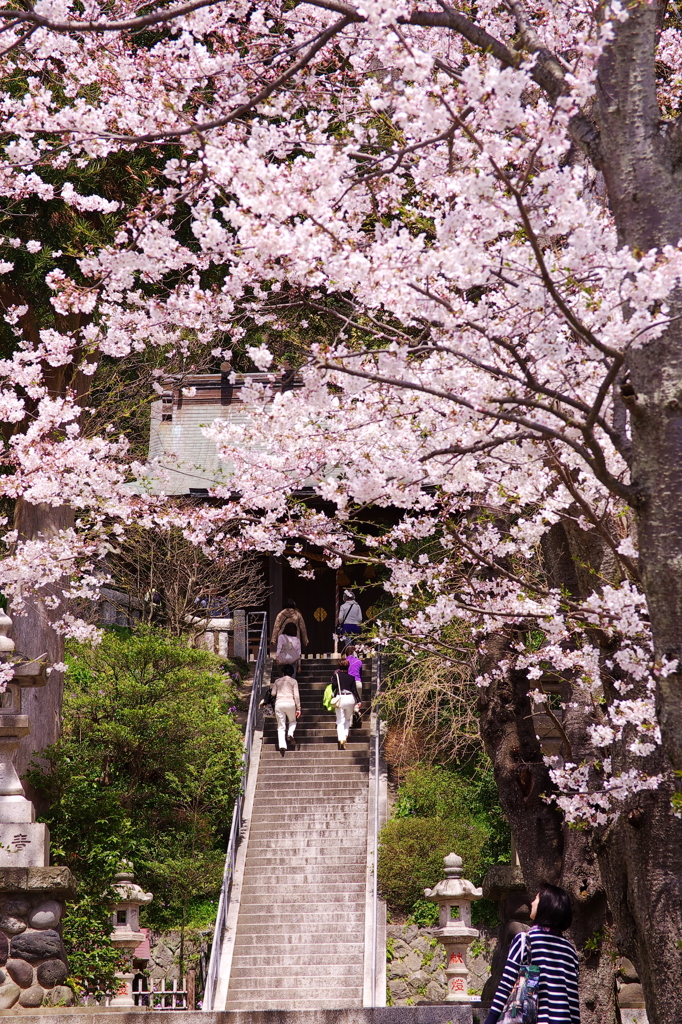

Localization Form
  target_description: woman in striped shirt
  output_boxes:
[485,882,580,1024]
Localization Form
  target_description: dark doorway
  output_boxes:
[275,557,337,655]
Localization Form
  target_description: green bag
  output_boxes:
[322,683,335,712]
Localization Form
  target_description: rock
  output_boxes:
[37,959,68,988]
[10,929,64,963]
[401,951,422,975]
[18,985,44,1007]
[618,983,646,1009]
[43,986,74,1007]
[402,924,419,943]
[388,959,408,979]
[388,978,409,1001]
[6,959,33,987]
[0,901,28,917]
[407,970,430,991]
[412,936,431,954]
[617,958,639,983]
[0,916,26,935]
[28,902,62,931]
[150,942,174,971]
[0,981,20,1009]
[391,939,411,959]
[0,932,9,965]
[425,980,446,1002]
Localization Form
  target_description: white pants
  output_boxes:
[275,701,297,749]
[335,694,356,743]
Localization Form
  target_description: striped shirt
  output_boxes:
[489,927,580,1024]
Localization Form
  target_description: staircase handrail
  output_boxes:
[202,612,268,1011]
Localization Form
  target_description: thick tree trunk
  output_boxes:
[11,499,72,783]
[478,631,618,1024]
[597,770,682,1024]
[596,1,682,775]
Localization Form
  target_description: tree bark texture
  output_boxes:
[596,2,682,775]
[477,630,618,1024]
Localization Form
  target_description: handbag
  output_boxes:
[499,932,539,1024]
[323,672,343,711]
[260,686,276,717]
[276,634,299,665]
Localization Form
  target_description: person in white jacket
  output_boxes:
[271,665,301,756]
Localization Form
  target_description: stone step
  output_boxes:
[240,882,366,896]
[229,964,365,980]
[249,814,366,827]
[230,954,363,968]
[236,912,365,926]
[231,938,366,953]
[229,921,364,935]
[243,854,366,869]
[236,892,366,906]
[225,997,364,1010]
[256,766,369,777]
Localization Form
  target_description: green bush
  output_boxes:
[379,761,510,920]
[378,816,489,914]
[27,626,245,995]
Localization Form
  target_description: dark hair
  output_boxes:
[338,657,349,670]
[345,646,356,656]
[534,883,572,932]
[283,622,298,636]
[281,664,295,676]
[283,598,297,609]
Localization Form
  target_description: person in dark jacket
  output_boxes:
[329,657,361,750]
[485,882,580,1024]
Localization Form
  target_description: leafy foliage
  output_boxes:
[378,762,509,923]
[27,627,245,995]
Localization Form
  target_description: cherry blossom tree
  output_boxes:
[2,0,682,1019]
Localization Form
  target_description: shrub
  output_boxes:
[27,626,245,995]
[378,816,489,914]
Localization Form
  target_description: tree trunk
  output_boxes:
[596,0,682,777]
[11,499,73,785]
[597,770,682,1024]
[478,631,618,1024]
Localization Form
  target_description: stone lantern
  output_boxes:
[109,862,153,1007]
[424,852,483,1002]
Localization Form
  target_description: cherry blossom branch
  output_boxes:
[98,14,352,142]
[0,0,227,33]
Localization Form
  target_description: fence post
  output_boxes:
[187,969,196,1010]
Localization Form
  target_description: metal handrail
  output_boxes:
[202,613,268,1011]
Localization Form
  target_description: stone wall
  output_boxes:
[0,895,72,1008]
[386,924,495,1006]
[148,930,210,981]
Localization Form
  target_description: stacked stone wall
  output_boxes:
[0,896,72,1008]
[386,924,495,1006]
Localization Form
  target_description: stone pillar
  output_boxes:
[424,852,483,1002]
[233,610,247,660]
[0,611,49,866]
[109,862,153,1007]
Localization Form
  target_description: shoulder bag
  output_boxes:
[499,932,539,1024]
[323,672,343,711]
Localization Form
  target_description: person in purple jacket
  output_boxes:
[345,646,363,698]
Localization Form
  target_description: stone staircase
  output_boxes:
[224,659,372,1011]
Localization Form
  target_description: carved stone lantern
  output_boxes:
[109,862,153,1007]
[424,852,483,1002]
